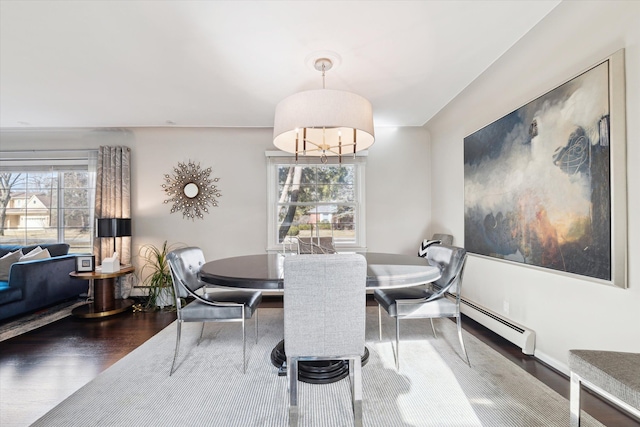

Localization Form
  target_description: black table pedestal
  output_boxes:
[270,340,369,384]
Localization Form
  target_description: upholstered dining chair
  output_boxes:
[375,244,469,370]
[166,247,262,375]
[283,254,367,427]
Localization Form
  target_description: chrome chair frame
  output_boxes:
[167,248,261,376]
[376,245,469,370]
[288,354,363,427]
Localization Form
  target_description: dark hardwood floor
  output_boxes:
[1,296,638,427]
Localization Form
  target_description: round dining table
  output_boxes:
[199,252,441,291]
[199,252,441,383]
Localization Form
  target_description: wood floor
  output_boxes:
[1,296,638,427]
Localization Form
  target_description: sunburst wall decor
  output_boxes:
[162,160,221,220]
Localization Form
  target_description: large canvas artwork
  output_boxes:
[464,50,627,287]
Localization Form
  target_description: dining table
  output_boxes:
[199,252,441,383]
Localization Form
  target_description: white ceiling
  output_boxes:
[0,1,560,130]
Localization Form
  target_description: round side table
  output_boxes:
[70,265,135,318]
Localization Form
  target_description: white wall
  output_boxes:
[366,127,431,254]
[426,1,640,372]
[0,125,430,275]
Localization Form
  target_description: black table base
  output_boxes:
[270,340,369,384]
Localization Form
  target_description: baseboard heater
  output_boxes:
[460,298,536,355]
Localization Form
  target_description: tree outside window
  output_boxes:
[0,170,93,252]
[273,161,363,250]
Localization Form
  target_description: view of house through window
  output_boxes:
[270,156,365,251]
[0,166,94,253]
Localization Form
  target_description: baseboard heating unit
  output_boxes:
[460,298,536,355]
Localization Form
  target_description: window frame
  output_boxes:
[266,151,367,253]
[0,150,97,252]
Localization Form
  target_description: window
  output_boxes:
[266,152,366,251]
[0,151,96,253]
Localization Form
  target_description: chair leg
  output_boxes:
[570,372,581,426]
[430,318,437,338]
[456,315,470,365]
[255,308,259,344]
[349,357,355,397]
[197,322,205,345]
[350,357,363,427]
[288,357,299,427]
[395,316,400,371]
[378,304,382,341]
[242,310,246,374]
[170,320,182,376]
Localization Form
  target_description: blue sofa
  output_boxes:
[0,243,88,322]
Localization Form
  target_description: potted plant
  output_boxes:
[139,241,181,310]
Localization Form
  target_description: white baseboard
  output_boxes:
[533,349,570,376]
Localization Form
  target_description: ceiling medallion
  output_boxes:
[162,160,221,220]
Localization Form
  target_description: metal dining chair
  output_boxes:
[375,244,469,370]
[166,247,262,375]
[284,254,367,427]
[418,233,453,257]
[432,233,453,246]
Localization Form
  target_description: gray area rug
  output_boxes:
[0,299,86,342]
[32,307,603,427]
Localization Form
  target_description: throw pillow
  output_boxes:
[19,248,51,262]
[0,250,20,260]
[21,246,43,258]
[418,239,441,258]
[0,250,22,281]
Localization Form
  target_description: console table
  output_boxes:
[70,265,135,318]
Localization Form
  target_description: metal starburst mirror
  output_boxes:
[162,161,221,220]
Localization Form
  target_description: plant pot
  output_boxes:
[154,287,174,309]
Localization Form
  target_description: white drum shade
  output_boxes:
[273,89,375,156]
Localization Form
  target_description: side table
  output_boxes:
[70,265,135,318]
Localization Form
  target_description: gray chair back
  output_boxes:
[427,245,467,295]
[284,254,367,358]
[166,247,206,299]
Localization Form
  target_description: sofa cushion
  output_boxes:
[0,250,22,281]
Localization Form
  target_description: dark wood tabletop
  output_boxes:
[69,265,135,280]
[199,252,441,291]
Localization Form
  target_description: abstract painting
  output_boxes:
[464,50,627,286]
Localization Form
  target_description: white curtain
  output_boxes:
[93,146,132,298]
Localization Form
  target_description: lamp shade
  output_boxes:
[273,89,375,157]
[96,218,132,238]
